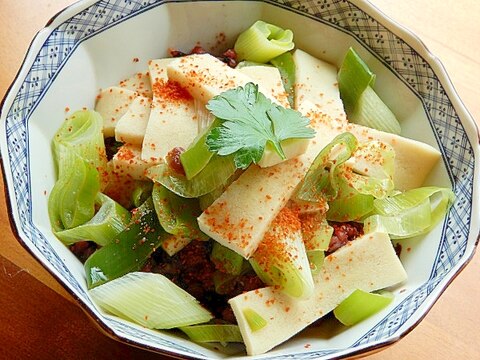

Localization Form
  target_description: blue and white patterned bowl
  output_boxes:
[1,0,479,359]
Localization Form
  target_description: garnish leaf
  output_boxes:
[205,82,315,169]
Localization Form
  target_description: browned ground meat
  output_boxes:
[165,147,186,176]
[327,222,364,253]
[141,240,264,323]
[70,241,98,263]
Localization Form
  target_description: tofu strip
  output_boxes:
[229,231,407,355]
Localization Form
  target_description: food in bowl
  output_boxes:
[47,20,453,356]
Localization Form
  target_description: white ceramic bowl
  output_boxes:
[1,0,479,359]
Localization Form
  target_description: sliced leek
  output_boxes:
[364,187,455,239]
[243,308,267,332]
[269,52,295,107]
[180,118,221,180]
[146,154,236,198]
[90,272,212,329]
[151,183,208,240]
[338,48,400,134]
[333,289,393,326]
[234,21,294,63]
[211,242,244,275]
[55,193,131,246]
[180,324,243,343]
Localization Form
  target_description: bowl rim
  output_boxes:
[1,0,479,359]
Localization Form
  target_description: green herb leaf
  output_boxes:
[205,82,315,169]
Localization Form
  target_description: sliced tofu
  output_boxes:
[293,49,346,122]
[167,54,281,105]
[348,123,441,190]
[115,96,152,145]
[112,144,151,181]
[237,65,290,107]
[95,86,138,137]
[118,72,152,98]
[198,102,347,259]
[141,59,198,163]
[229,231,407,355]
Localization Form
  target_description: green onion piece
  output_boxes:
[151,183,208,240]
[338,48,400,134]
[234,20,294,63]
[269,52,295,107]
[333,289,394,326]
[180,118,221,180]
[53,110,107,176]
[84,198,168,288]
[131,181,153,208]
[351,86,401,134]
[48,149,100,232]
[364,187,455,239]
[199,185,225,211]
[146,154,236,198]
[235,60,270,68]
[243,308,267,332]
[300,213,332,251]
[54,193,131,246]
[306,249,325,275]
[211,242,244,275]
[297,132,358,202]
[89,272,212,329]
[338,48,375,114]
[180,324,243,343]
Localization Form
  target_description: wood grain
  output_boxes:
[1,0,478,359]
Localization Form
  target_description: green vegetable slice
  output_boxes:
[146,154,236,198]
[55,193,131,246]
[297,132,358,203]
[234,20,294,63]
[364,187,455,239]
[269,52,295,107]
[53,110,107,183]
[131,181,153,208]
[333,289,394,326]
[211,242,244,275]
[338,48,400,134]
[180,324,243,343]
[206,82,315,169]
[48,149,100,232]
[243,308,267,332]
[151,183,208,240]
[84,198,168,289]
[180,118,221,180]
[89,272,212,329]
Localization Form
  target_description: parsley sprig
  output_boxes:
[205,82,315,169]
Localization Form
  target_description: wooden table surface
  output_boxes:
[1,1,479,359]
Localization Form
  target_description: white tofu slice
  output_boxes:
[141,59,198,163]
[95,86,138,137]
[348,123,441,190]
[112,144,151,181]
[229,231,407,355]
[237,65,290,107]
[198,102,347,259]
[293,49,346,122]
[166,54,281,105]
[118,72,152,98]
[115,96,152,145]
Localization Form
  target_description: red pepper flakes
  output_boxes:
[133,57,139,63]
[152,79,192,103]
